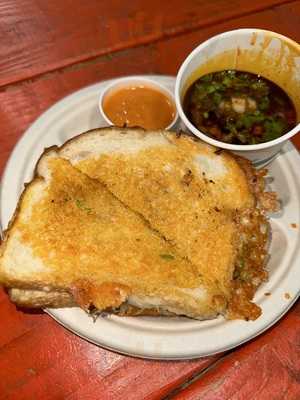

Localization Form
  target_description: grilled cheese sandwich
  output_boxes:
[0,128,277,320]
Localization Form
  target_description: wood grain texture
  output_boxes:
[172,302,300,400]
[0,291,47,348]
[0,2,300,400]
[1,1,300,176]
[0,310,218,400]
[154,1,300,72]
[0,0,294,86]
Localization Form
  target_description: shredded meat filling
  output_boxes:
[227,157,278,320]
[228,209,269,320]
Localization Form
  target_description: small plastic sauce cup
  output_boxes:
[99,76,178,131]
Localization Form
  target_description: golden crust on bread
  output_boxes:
[0,128,274,320]
[60,129,254,298]
[0,153,226,319]
[58,128,273,320]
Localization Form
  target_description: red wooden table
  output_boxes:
[0,1,300,399]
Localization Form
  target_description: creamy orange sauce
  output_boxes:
[102,85,176,130]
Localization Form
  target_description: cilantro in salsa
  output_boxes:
[183,70,297,145]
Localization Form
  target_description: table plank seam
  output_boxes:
[0,313,47,352]
[161,354,230,399]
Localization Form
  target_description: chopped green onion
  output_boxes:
[75,199,93,214]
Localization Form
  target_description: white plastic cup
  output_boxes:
[99,76,178,130]
[175,29,300,166]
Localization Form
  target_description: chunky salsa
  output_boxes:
[183,70,297,145]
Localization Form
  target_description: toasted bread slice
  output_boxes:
[8,288,170,316]
[1,128,273,320]
[56,127,272,320]
[59,128,253,296]
[0,150,227,319]
[8,288,75,308]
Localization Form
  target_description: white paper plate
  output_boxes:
[1,75,300,360]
